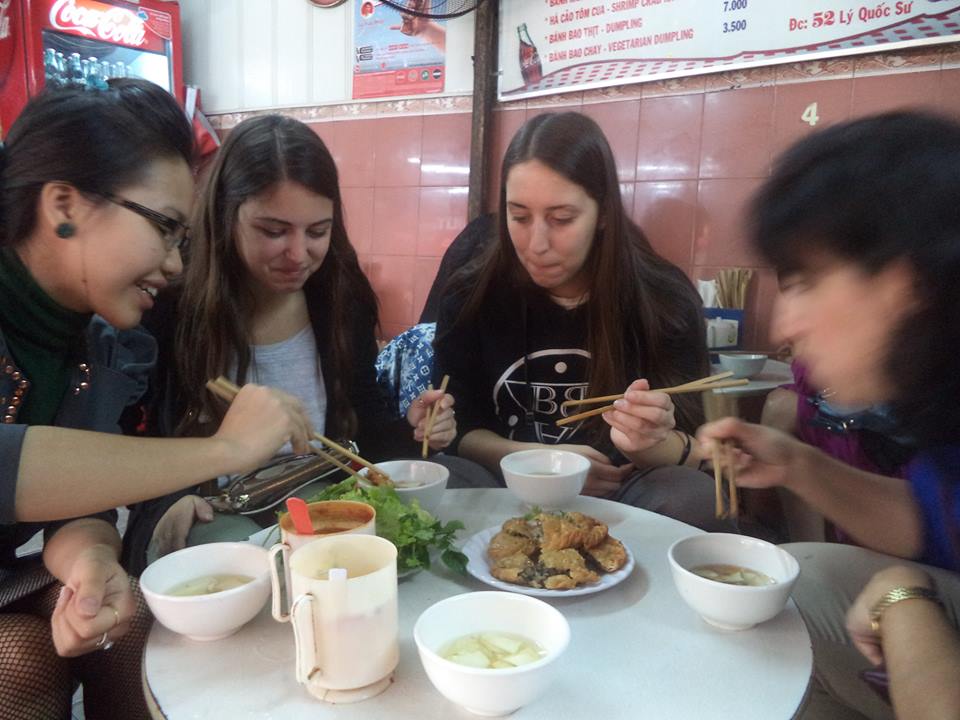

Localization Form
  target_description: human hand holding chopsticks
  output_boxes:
[696,417,802,492]
[409,376,456,456]
[601,379,677,457]
[210,381,314,471]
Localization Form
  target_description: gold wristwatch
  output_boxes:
[869,586,942,633]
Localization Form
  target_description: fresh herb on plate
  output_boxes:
[305,477,468,575]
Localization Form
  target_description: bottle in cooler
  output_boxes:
[67,53,85,88]
[43,48,62,87]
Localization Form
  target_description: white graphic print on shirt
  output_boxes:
[492,348,591,443]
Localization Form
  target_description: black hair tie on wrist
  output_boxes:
[675,430,692,466]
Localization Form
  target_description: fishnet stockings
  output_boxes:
[1,578,152,720]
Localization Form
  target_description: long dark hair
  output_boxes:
[442,112,707,433]
[751,111,960,449]
[175,114,377,438]
[0,79,193,246]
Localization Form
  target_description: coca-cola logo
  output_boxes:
[50,0,146,47]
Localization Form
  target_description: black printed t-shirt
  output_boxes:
[435,286,617,454]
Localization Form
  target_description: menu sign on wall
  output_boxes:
[499,0,960,99]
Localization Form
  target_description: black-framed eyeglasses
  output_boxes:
[101,193,190,251]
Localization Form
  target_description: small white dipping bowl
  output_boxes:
[140,542,271,641]
[500,449,589,509]
[718,353,768,379]
[668,533,799,630]
[414,591,570,717]
[358,459,449,517]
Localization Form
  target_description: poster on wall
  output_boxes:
[352,0,446,100]
[499,0,960,100]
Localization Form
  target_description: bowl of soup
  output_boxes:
[140,542,271,641]
[358,459,448,516]
[668,533,799,630]
[500,449,589,509]
[414,591,570,716]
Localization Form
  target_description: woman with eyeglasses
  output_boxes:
[0,81,312,719]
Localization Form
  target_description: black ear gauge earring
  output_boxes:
[55,222,76,239]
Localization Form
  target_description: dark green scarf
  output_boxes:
[0,247,91,425]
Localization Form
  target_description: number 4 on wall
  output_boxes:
[801,102,820,127]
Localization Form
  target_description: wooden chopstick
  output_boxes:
[555,378,748,427]
[561,371,736,410]
[713,445,725,518]
[728,448,739,518]
[421,374,450,459]
[206,376,391,485]
[712,441,739,519]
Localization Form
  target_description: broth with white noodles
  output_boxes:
[691,564,776,587]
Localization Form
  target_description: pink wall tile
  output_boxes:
[700,87,775,178]
[751,268,781,351]
[581,100,640,182]
[772,79,852,159]
[372,187,420,255]
[619,182,635,217]
[373,115,423,186]
[636,94,703,181]
[632,180,698,270]
[421,113,472,186]
[938,68,960,119]
[366,254,416,327]
[414,256,443,323]
[851,71,941,118]
[323,120,376,188]
[417,186,469,257]
[485,108,526,211]
[341,187,374,254]
[695,178,764,267]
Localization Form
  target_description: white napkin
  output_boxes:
[698,279,718,308]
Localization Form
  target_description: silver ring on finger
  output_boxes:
[95,631,110,650]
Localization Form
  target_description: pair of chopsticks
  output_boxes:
[421,374,450,458]
[205,376,393,487]
[712,443,739,519]
[555,371,748,427]
[702,390,738,519]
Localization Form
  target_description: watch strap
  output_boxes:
[869,585,942,633]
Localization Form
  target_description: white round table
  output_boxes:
[144,489,812,719]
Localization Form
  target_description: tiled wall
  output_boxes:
[210,43,960,347]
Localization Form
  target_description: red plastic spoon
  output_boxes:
[286,497,314,535]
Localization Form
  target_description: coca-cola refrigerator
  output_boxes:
[0,0,184,139]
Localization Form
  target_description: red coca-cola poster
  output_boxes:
[1,0,184,139]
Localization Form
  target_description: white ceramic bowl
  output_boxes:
[718,353,768,379]
[668,533,799,630]
[140,542,271,641]
[414,591,570,717]
[358,459,449,516]
[500,449,589,509]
